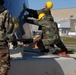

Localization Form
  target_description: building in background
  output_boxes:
[51,8,76,19]
[57,19,70,36]
[52,8,76,36]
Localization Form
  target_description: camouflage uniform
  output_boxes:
[0,2,14,75]
[26,15,68,53]
[25,15,59,50]
[34,16,59,45]
[24,7,53,50]
[25,6,68,53]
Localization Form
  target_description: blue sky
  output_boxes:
[28,0,76,10]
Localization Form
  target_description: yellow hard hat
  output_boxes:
[46,1,53,9]
[38,13,45,20]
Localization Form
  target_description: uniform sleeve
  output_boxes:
[33,19,46,27]
[25,17,45,27]
[25,18,39,25]
[5,12,14,34]
[26,8,38,18]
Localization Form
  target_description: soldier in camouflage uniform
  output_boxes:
[24,1,69,54]
[0,0,14,75]
[23,1,54,51]
[25,13,58,53]
[25,13,69,54]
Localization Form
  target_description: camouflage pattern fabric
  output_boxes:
[0,10,14,41]
[25,7,68,52]
[31,15,60,46]
[0,8,14,75]
[0,46,10,75]
[25,15,59,46]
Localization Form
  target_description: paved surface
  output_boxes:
[66,45,76,50]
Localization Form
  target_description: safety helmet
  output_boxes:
[0,0,4,5]
[46,1,53,9]
[38,13,45,20]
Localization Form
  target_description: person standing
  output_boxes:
[0,0,14,75]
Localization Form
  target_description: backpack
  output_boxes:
[0,10,8,40]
